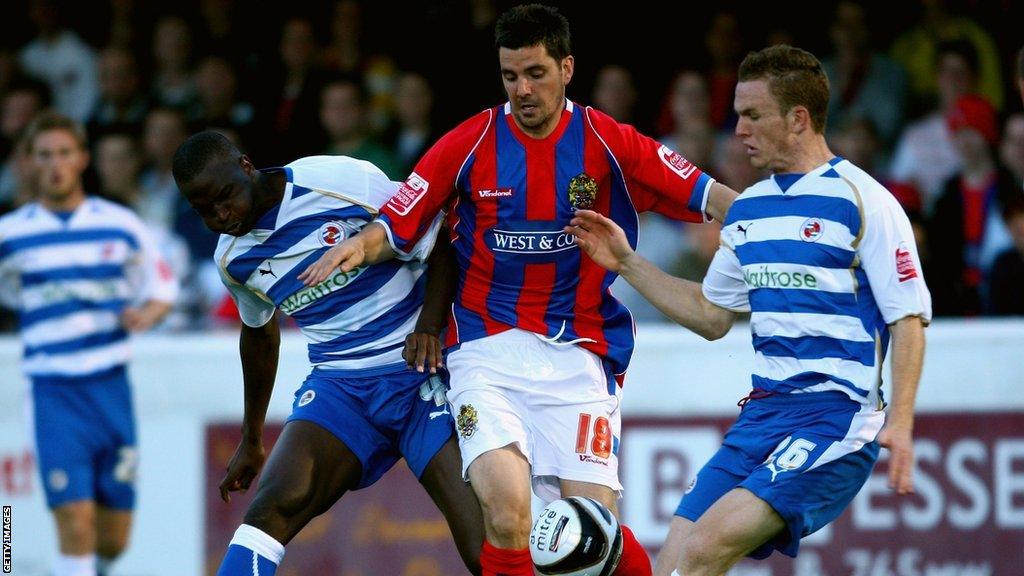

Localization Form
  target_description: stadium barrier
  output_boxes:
[1,319,1022,575]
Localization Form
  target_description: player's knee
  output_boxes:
[480,502,531,545]
[244,482,318,535]
[678,531,721,572]
[54,505,97,548]
[96,535,129,560]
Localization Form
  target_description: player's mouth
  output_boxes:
[519,103,538,113]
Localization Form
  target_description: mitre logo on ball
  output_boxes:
[568,173,598,210]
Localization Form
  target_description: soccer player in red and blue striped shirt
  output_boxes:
[300,5,737,575]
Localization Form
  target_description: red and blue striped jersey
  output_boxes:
[377,100,713,381]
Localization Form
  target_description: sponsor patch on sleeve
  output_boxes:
[658,145,698,179]
[386,172,429,216]
[895,242,919,282]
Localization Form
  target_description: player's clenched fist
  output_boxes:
[219,437,267,503]
[298,237,366,286]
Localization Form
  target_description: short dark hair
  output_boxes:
[738,44,830,133]
[172,130,240,186]
[494,4,571,61]
[936,39,979,77]
[22,110,87,153]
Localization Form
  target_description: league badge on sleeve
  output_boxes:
[568,173,598,210]
[895,242,919,282]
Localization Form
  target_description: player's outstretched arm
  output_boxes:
[877,315,926,496]
[219,317,281,503]
[567,210,736,340]
[298,221,395,286]
[705,181,739,223]
[121,299,173,332]
[404,230,456,373]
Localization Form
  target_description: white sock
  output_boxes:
[230,524,286,565]
[671,571,682,576]
[54,553,97,576]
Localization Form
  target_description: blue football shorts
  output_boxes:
[675,391,883,558]
[32,366,138,510]
[287,366,455,489]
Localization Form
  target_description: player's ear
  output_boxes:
[561,55,574,85]
[239,154,255,176]
[789,105,811,134]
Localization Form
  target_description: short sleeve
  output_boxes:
[378,109,492,255]
[124,213,180,304]
[217,267,276,328]
[701,245,750,312]
[858,192,932,325]
[587,108,713,222]
[388,210,445,263]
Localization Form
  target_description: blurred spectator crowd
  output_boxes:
[1,0,1023,331]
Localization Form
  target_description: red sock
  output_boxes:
[612,525,652,576]
[481,540,534,576]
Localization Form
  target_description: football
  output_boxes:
[529,497,623,576]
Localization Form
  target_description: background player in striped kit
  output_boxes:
[566,45,931,576]
[299,5,738,576]
[0,111,178,576]
[171,132,484,576]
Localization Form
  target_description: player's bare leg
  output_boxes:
[216,420,362,576]
[559,478,619,515]
[674,488,785,576]
[419,437,485,575]
[652,516,693,576]
[242,420,362,542]
[467,444,534,575]
[468,445,532,547]
[52,500,99,574]
[53,500,97,555]
[560,479,651,576]
[95,507,132,574]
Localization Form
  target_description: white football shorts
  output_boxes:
[446,328,622,502]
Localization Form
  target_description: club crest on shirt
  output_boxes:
[298,389,316,407]
[318,221,346,247]
[800,217,824,242]
[568,172,598,210]
[457,404,479,438]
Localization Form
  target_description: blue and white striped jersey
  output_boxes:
[0,197,179,379]
[216,156,441,375]
[703,157,932,407]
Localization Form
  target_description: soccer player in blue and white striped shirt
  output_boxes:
[0,112,178,576]
[172,132,483,576]
[568,46,931,576]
